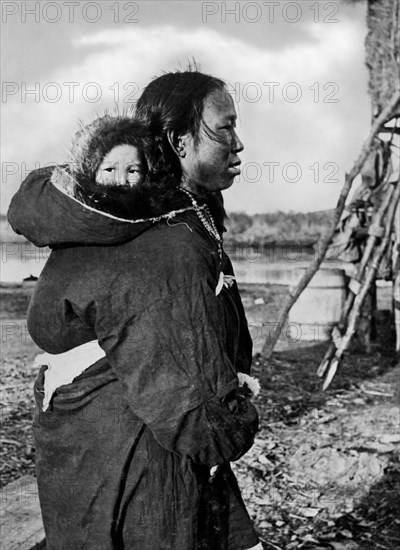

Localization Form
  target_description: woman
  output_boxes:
[8,70,261,550]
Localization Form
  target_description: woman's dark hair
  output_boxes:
[135,69,227,225]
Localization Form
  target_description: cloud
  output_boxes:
[2,17,370,214]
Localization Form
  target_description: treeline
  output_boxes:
[224,210,335,245]
[1,211,334,246]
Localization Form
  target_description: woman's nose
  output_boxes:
[232,130,244,153]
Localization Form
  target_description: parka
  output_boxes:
[8,166,260,550]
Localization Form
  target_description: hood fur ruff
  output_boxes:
[67,115,150,180]
[59,114,157,220]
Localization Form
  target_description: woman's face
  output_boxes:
[96,144,143,187]
[180,89,244,194]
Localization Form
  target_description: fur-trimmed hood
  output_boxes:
[67,115,151,181]
[7,166,155,247]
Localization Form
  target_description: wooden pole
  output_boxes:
[317,177,396,377]
[321,180,400,389]
[260,91,400,359]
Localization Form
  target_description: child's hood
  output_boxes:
[7,166,154,247]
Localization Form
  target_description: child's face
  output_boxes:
[96,145,143,187]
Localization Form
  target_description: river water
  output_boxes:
[1,242,345,285]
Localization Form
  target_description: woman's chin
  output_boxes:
[182,176,235,194]
[220,176,236,191]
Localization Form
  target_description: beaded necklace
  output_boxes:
[178,187,237,295]
[178,187,223,262]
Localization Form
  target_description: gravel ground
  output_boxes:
[1,283,399,549]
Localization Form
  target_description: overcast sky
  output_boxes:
[1,0,370,214]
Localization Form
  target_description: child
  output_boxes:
[32,115,152,410]
[51,115,152,219]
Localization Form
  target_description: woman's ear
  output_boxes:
[167,130,188,158]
